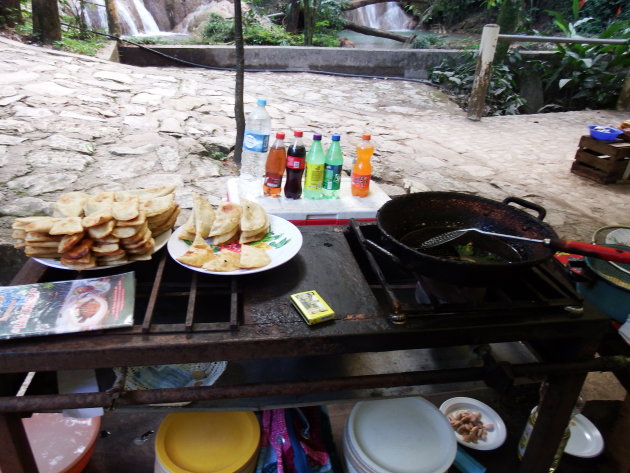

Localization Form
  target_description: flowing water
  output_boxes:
[344,3,415,31]
[72,0,415,38]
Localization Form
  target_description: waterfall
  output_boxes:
[345,2,415,31]
[130,0,160,34]
[68,0,163,35]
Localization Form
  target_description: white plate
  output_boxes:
[439,397,507,450]
[33,229,171,270]
[346,397,457,473]
[167,214,302,276]
[564,413,604,458]
[605,228,630,247]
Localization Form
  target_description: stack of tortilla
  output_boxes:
[12,186,179,270]
[176,195,271,272]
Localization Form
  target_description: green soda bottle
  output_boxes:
[322,134,343,199]
[303,134,325,199]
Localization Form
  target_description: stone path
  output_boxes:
[0,35,628,247]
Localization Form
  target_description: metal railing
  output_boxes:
[467,24,630,121]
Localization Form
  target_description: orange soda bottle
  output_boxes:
[351,134,374,197]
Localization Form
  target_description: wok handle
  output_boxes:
[502,197,547,221]
[550,239,630,264]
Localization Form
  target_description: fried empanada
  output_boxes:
[49,217,84,235]
[239,244,271,269]
[202,249,240,272]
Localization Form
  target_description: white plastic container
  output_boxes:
[343,397,457,473]
[240,99,272,200]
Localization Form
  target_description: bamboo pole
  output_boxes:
[467,24,500,121]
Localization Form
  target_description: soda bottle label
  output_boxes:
[323,164,342,190]
[352,174,370,189]
[244,132,269,153]
[287,155,305,169]
[264,175,282,188]
[305,164,324,190]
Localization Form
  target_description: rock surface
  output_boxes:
[0,35,628,248]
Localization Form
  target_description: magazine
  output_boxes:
[0,272,135,340]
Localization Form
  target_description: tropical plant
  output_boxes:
[429,51,526,115]
[202,10,339,46]
[542,0,630,110]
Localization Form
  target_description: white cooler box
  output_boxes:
[227,177,391,225]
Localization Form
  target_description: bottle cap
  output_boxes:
[332,134,340,141]
[294,130,303,137]
[313,134,322,140]
[257,99,267,106]
[362,134,371,140]
[276,132,285,139]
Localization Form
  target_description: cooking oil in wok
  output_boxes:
[400,227,522,264]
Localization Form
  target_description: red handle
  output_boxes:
[550,239,630,264]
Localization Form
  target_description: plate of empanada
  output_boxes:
[167,194,302,275]
[12,186,179,270]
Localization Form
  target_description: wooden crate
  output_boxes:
[571,135,630,184]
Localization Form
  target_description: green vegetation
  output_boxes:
[202,11,339,46]
[430,0,630,114]
[430,51,526,115]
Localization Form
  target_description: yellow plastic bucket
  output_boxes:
[155,412,260,473]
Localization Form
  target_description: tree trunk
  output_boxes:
[303,0,313,45]
[233,0,245,166]
[32,0,62,44]
[104,0,121,38]
[495,0,523,63]
[0,0,22,27]
[284,0,300,33]
[344,22,410,43]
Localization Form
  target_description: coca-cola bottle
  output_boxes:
[284,130,306,199]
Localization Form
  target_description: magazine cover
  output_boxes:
[0,272,135,340]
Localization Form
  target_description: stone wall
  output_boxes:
[117,45,470,80]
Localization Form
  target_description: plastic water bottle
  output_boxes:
[322,134,343,199]
[239,99,272,199]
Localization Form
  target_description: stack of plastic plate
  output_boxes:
[343,397,457,473]
[0,413,101,473]
[155,411,260,473]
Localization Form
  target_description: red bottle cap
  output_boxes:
[362,134,371,140]
[276,132,285,139]
[294,131,303,137]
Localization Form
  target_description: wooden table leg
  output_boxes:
[0,413,39,473]
[518,372,586,473]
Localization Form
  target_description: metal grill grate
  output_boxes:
[346,221,581,323]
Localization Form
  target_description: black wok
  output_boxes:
[372,192,559,286]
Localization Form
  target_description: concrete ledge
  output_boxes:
[118,45,470,80]
[97,40,120,62]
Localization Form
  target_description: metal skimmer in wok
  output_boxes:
[420,228,630,264]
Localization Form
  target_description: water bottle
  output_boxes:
[239,99,272,199]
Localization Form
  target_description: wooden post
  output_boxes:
[32,0,61,44]
[618,70,630,112]
[467,24,500,121]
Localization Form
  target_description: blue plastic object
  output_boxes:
[454,447,486,473]
[587,125,623,141]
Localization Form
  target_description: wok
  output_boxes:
[371,192,558,286]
